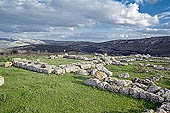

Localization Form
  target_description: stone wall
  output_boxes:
[84,74,170,113]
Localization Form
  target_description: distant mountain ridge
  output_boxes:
[0,38,45,49]
[3,36,170,56]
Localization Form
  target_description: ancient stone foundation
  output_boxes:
[84,75,170,113]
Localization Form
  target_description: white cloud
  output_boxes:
[0,0,162,42]
[158,11,170,20]
[0,0,158,32]
[138,28,170,36]
[135,0,160,4]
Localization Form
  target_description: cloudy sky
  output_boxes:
[0,0,170,42]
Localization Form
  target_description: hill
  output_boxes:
[3,36,170,56]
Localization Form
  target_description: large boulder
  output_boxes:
[77,69,89,75]
[104,77,118,85]
[41,67,54,74]
[150,93,164,103]
[96,65,112,77]
[92,71,107,80]
[64,65,80,73]
[53,67,65,75]
[131,77,154,86]
[119,73,130,78]
[4,62,12,68]
[84,78,101,86]
[97,82,110,89]
[158,103,170,113]
[0,76,4,86]
[115,80,132,87]
[140,91,150,100]
[108,85,120,93]
[147,85,161,93]
[132,83,148,90]
[129,87,144,98]
[156,88,170,102]
[12,58,21,62]
[48,55,57,59]
[78,63,92,70]
[40,64,46,68]
[119,87,130,95]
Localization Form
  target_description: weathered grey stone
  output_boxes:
[146,64,154,67]
[104,77,118,85]
[108,85,120,93]
[78,63,92,70]
[97,66,112,77]
[142,109,154,113]
[100,57,112,64]
[91,69,98,76]
[154,65,165,70]
[119,87,130,95]
[53,67,65,75]
[129,87,143,98]
[156,108,167,113]
[40,64,46,68]
[119,73,130,78]
[64,65,80,73]
[149,93,164,103]
[84,78,101,86]
[77,69,89,75]
[115,80,132,87]
[147,85,161,93]
[140,91,148,100]
[132,83,148,90]
[157,88,170,102]
[0,76,4,86]
[159,103,170,112]
[131,77,154,86]
[140,91,160,102]
[97,82,110,89]
[41,67,54,74]
[138,63,145,66]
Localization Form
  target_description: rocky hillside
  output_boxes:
[83,36,170,56]
[5,36,170,56]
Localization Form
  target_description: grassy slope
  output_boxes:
[0,55,163,113]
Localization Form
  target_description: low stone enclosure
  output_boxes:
[2,54,170,112]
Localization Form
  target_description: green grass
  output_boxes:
[0,55,159,113]
[0,67,157,113]
[0,55,82,66]
[105,64,170,89]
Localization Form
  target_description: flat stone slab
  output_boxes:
[0,76,4,86]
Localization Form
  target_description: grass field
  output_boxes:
[0,55,167,113]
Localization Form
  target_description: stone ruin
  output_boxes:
[2,53,170,112]
[84,73,170,113]
[48,54,64,59]
[11,54,115,76]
